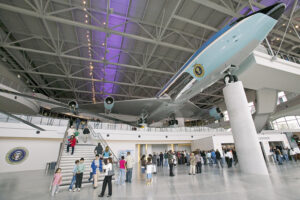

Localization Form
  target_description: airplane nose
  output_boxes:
[266,3,286,20]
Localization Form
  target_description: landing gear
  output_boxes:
[168,120,178,126]
[223,74,238,84]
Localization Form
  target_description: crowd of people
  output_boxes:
[270,146,298,165]
[66,120,91,155]
[138,148,238,181]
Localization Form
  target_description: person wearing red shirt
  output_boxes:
[67,135,77,155]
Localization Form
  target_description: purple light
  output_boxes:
[91,0,131,99]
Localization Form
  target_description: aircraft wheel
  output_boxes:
[233,75,238,82]
[223,74,233,84]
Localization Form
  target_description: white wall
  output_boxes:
[0,122,66,173]
[152,144,168,154]
[191,136,214,151]
[0,138,61,173]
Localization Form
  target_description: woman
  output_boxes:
[117,156,126,185]
[67,135,76,155]
[189,153,196,175]
[140,155,146,174]
[98,158,113,197]
[103,146,111,160]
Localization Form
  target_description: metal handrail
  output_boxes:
[88,124,119,164]
[49,121,70,191]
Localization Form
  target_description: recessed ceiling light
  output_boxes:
[103,22,106,25]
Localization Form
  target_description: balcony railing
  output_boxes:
[88,121,225,133]
[0,113,69,127]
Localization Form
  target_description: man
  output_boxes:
[82,125,90,143]
[125,152,134,183]
[211,150,216,165]
[195,152,202,173]
[215,149,223,168]
[74,158,85,192]
[159,152,163,167]
[94,143,103,155]
[75,118,81,130]
[152,153,157,174]
[164,151,169,167]
[91,155,103,189]
[168,150,174,176]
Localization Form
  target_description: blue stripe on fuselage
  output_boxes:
[156,24,233,98]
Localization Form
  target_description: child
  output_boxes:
[51,168,62,196]
[74,158,85,192]
[146,157,153,186]
[69,160,79,192]
[67,135,76,155]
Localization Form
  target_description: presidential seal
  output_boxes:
[193,64,205,77]
[6,147,29,165]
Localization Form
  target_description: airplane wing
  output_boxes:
[146,100,206,123]
[79,97,171,116]
[175,101,207,119]
[0,88,142,127]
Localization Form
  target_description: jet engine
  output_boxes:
[209,107,223,120]
[68,100,79,114]
[104,96,114,114]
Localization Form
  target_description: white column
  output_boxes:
[223,81,268,175]
[176,118,185,127]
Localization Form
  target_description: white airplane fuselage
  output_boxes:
[147,4,284,123]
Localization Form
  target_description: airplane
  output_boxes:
[0,3,286,129]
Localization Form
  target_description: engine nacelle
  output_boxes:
[104,96,114,113]
[68,100,78,114]
[209,107,223,120]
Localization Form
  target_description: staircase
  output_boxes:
[59,144,108,188]
[51,125,118,190]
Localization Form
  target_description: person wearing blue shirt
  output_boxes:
[103,146,111,159]
[69,160,79,192]
[211,150,216,164]
[91,155,103,189]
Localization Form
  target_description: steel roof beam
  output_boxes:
[0,3,194,53]
[9,69,161,90]
[1,42,175,75]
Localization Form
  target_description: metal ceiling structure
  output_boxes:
[0,0,299,110]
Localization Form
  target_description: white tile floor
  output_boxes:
[1,162,300,200]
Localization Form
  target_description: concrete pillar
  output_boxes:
[223,81,268,175]
[176,118,185,127]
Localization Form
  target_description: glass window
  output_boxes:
[275,117,285,123]
[277,122,288,129]
[272,122,278,130]
[285,116,296,121]
[287,120,300,129]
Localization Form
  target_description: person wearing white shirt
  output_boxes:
[67,126,75,136]
[225,150,233,168]
[99,158,113,197]
[125,152,134,183]
[146,157,153,185]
